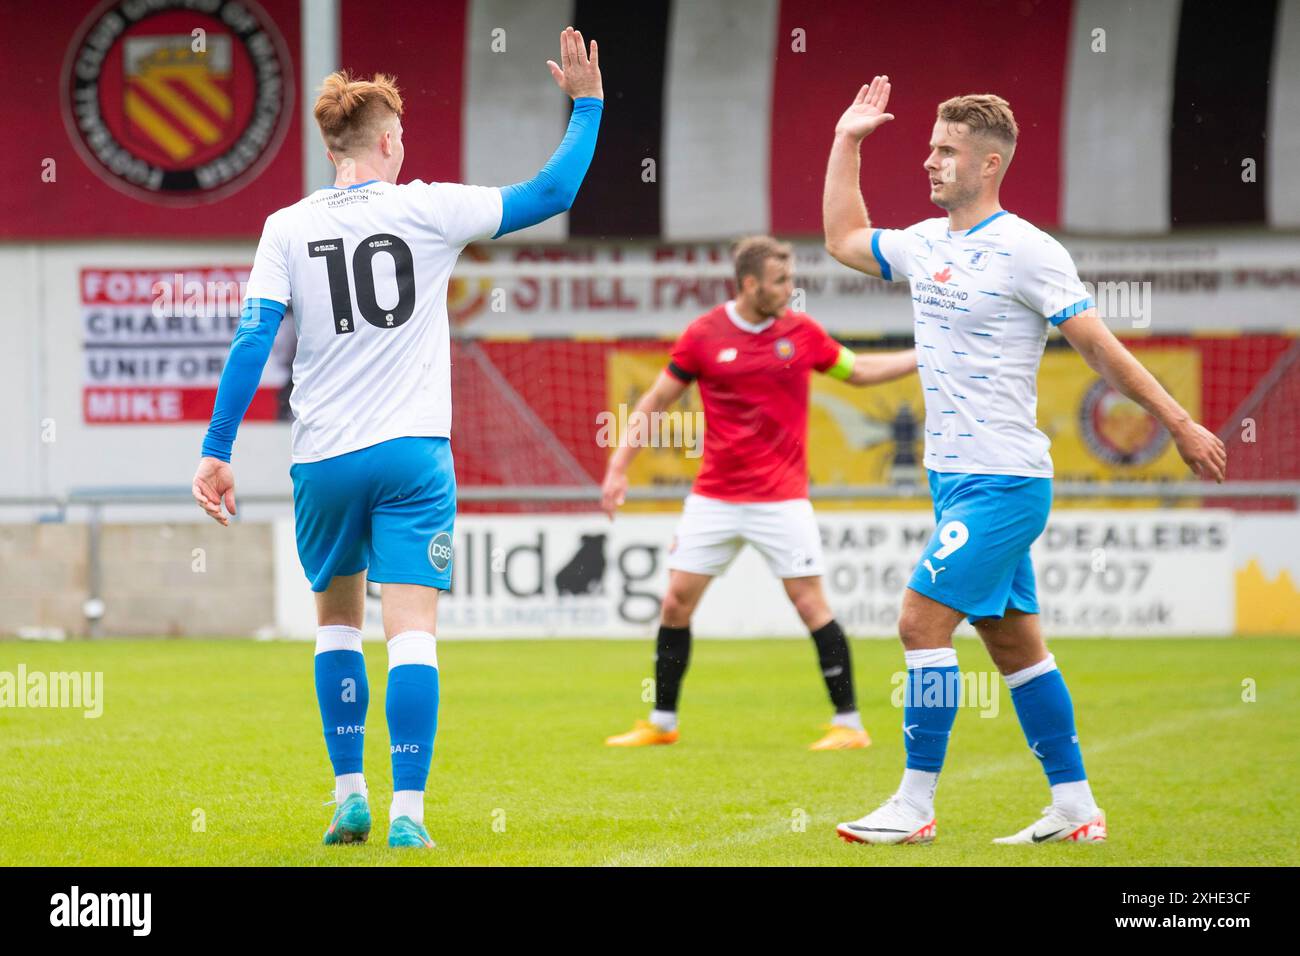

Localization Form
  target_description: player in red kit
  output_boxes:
[602,236,917,749]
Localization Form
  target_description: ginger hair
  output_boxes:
[313,71,404,156]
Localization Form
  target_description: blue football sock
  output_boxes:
[1007,656,1087,785]
[902,648,960,773]
[386,631,440,795]
[313,626,369,778]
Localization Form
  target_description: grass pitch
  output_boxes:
[1,636,1296,867]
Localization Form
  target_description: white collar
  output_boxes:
[725,300,776,334]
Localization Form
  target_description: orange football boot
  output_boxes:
[809,724,872,751]
[605,719,679,747]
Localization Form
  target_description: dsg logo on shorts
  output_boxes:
[427,531,453,572]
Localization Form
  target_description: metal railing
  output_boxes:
[3,480,1298,528]
[7,479,1300,512]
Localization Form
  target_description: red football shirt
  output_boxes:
[668,302,843,502]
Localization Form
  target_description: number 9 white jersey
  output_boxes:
[244,179,503,463]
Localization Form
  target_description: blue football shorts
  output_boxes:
[906,470,1052,623]
[289,436,456,592]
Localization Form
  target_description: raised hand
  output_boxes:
[547,26,602,101]
[835,75,895,141]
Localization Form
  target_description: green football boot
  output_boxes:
[388,815,436,849]
[323,792,371,845]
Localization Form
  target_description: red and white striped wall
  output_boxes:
[5,0,1297,239]
[330,0,1300,238]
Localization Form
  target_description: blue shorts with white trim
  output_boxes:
[289,437,456,592]
[907,470,1052,623]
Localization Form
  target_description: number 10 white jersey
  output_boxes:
[244,179,503,463]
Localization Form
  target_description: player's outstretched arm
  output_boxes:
[823,76,895,277]
[192,298,286,525]
[495,27,603,237]
[1059,309,1227,482]
[600,370,689,519]
[823,344,916,386]
[845,348,918,387]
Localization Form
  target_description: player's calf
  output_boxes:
[386,630,440,845]
[1003,654,1104,836]
[314,625,371,842]
[806,618,871,748]
[606,624,690,746]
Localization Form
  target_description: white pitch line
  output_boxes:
[596,703,1252,867]
[952,704,1247,785]
[598,818,794,868]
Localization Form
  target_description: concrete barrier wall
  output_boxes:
[3,512,1296,639]
[0,522,275,638]
[0,524,87,637]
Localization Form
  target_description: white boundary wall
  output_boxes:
[274,510,1242,640]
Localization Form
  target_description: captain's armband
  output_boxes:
[825,345,856,381]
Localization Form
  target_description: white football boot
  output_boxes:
[992,806,1107,845]
[836,796,936,845]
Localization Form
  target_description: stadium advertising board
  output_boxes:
[274,511,1234,639]
[446,236,1300,336]
[610,347,1204,490]
[80,266,295,423]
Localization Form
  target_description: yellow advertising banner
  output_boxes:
[606,351,706,498]
[1044,348,1200,481]
[607,347,1201,505]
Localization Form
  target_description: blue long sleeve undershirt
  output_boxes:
[495,96,603,237]
[200,298,285,462]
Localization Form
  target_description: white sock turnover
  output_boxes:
[391,789,425,825]
[831,711,863,731]
[1050,780,1100,820]
[648,709,677,732]
[334,772,367,802]
[896,768,939,818]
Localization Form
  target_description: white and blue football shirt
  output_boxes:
[244,180,502,463]
[871,211,1092,477]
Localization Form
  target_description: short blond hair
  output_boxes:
[313,71,404,156]
[732,235,793,286]
[937,94,1018,155]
